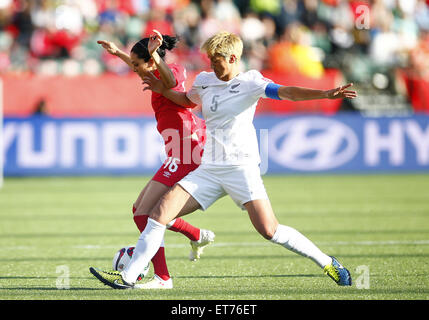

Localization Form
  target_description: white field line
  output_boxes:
[4,240,429,251]
[73,239,429,249]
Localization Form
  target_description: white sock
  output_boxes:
[270,224,332,268]
[122,218,166,283]
[165,219,176,229]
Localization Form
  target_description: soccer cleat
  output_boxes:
[89,267,134,289]
[189,229,215,261]
[323,256,352,286]
[133,275,173,289]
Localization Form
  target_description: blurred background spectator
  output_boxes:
[1,0,429,114]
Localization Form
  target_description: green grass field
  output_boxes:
[0,174,429,300]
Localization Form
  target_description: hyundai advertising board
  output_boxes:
[2,115,429,176]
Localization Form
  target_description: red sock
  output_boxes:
[168,218,200,242]
[133,214,148,233]
[151,247,170,281]
[132,212,170,280]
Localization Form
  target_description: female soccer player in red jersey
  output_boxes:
[97,30,214,289]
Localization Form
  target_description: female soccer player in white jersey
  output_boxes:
[90,31,357,289]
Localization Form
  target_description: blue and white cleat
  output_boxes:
[323,256,352,286]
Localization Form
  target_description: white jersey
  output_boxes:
[186,70,270,166]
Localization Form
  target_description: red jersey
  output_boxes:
[150,64,206,187]
[151,63,188,120]
[151,64,204,139]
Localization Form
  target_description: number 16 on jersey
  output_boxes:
[163,157,180,172]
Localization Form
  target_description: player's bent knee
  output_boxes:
[148,201,170,225]
[148,185,188,225]
[257,225,277,240]
[148,204,162,221]
[133,204,150,217]
[134,211,149,217]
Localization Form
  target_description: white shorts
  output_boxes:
[177,164,269,211]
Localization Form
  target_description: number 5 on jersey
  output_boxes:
[210,95,220,112]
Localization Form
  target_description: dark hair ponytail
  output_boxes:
[131,35,179,62]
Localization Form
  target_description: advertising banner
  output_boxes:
[3,115,429,176]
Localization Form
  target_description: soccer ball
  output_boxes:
[112,246,150,281]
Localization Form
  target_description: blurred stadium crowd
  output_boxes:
[0,0,428,90]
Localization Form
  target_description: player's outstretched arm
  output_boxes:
[273,83,357,101]
[97,40,133,69]
[142,73,196,108]
[148,30,176,89]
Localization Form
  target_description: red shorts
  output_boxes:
[152,112,206,187]
[152,157,200,187]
